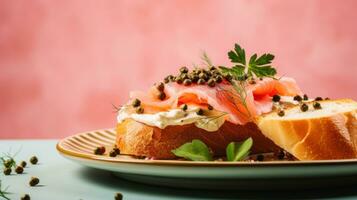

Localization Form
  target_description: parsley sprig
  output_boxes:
[220,43,277,79]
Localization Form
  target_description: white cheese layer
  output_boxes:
[117,105,226,132]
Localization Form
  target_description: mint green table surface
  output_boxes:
[1,140,357,200]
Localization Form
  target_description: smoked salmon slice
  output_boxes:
[129,77,302,125]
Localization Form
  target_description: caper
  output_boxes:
[293,95,302,102]
[94,146,106,155]
[278,110,285,117]
[224,74,233,82]
[29,177,40,187]
[21,194,31,200]
[183,79,192,86]
[272,95,281,102]
[209,66,217,71]
[15,166,24,174]
[181,73,189,80]
[3,167,11,175]
[196,109,204,115]
[303,94,308,101]
[313,102,321,109]
[259,77,263,81]
[115,192,123,200]
[158,92,166,100]
[300,103,308,112]
[175,76,183,84]
[207,104,213,110]
[325,97,330,100]
[181,104,188,111]
[113,147,120,155]
[180,66,189,73]
[204,70,212,77]
[30,156,38,165]
[197,78,206,85]
[249,79,256,84]
[256,154,264,161]
[198,73,208,81]
[136,107,144,114]
[207,79,216,87]
[109,150,118,157]
[190,74,199,83]
[132,98,141,107]
[275,150,285,160]
[156,82,165,92]
[20,161,27,168]
[215,75,223,83]
[164,77,170,84]
[315,97,323,101]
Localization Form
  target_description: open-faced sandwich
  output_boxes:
[115,43,357,162]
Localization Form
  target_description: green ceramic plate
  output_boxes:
[57,129,357,190]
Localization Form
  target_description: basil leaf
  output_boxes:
[226,137,253,161]
[171,139,213,161]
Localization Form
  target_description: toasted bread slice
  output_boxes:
[256,99,357,160]
[116,119,280,159]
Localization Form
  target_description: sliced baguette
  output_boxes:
[256,99,357,160]
[116,119,280,159]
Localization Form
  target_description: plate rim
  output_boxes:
[57,128,357,167]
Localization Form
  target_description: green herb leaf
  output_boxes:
[219,65,245,79]
[249,64,276,77]
[0,180,10,200]
[224,43,277,79]
[228,44,246,65]
[226,137,253,161]
[172,139,213,161]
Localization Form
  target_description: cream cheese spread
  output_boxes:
[117,105,226,132]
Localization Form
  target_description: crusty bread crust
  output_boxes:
[116,119,280,159]
[256,99,357,160]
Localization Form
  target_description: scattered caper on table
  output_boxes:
[30,156,38,165]
[3,167,11,175]
[20,161,27,168]
[21,194,31,200]
[15,166,24,174]
[115,192,123,200]
[29,177,40,187]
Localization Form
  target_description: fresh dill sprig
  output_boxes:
[231,81,252,120]
[0,181,10,200]
[201,112,228,125]
[217,84,252,120]
[201,51,213,67]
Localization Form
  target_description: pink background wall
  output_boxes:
[1,0,357,139]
